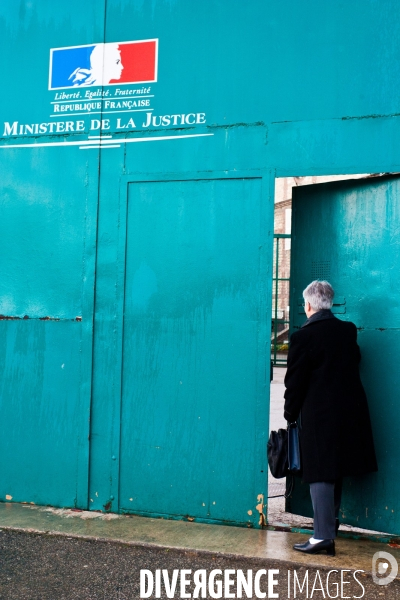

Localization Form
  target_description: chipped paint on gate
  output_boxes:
[256,495,266,527]
[0,315,82,321]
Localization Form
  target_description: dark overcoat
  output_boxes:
[284,311,378,483]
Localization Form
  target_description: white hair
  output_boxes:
[303,280,334,310]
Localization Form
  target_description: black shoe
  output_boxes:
[293,539,335,556]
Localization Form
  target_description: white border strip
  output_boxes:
[49,108,153,117]
[0,133,214,150]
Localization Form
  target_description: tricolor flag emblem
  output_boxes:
[49,39,158,90]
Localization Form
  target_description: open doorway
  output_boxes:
[268,172,388,533]
[271,174,370,369]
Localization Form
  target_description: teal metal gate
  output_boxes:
[288,175,400,534]
[2,0,400,538]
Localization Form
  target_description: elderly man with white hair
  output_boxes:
[284,280,377,556]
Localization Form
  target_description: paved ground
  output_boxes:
[2,529,400,599]
[1,502,400,597]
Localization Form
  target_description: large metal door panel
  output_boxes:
[289,175,400,533]
[0,147,99,508]
[0,321,84,506]
[119,177,268,525]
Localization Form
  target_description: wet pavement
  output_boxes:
[1,502,399,573]
[2,528,400,599]
[1,502,400,598]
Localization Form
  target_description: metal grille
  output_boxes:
[271,234,291,366]
[311,260,331,280]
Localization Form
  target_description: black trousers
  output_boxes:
[309,479,342,539]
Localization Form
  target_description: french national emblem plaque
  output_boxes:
[49,40,158,90]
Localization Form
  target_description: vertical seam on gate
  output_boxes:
[116,179,131,512]
[87,0,108,509]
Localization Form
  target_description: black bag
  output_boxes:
[267,423,301,479]
[267,428,288,478]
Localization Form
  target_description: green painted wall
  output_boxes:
[0,0,399,528]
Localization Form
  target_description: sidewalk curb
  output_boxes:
[0,523,391,578]
[1,503,400,577]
